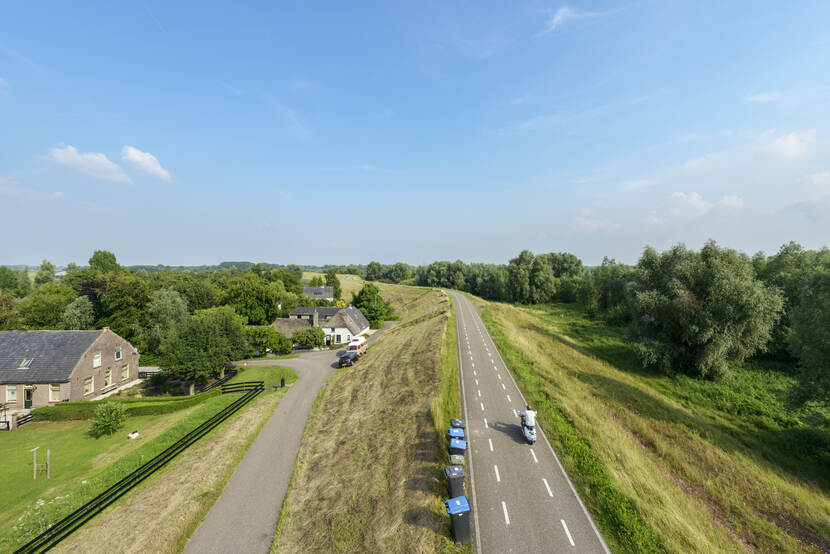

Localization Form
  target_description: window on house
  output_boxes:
[6,385,17,402]
[49,384,61,402]
[93,353,102,368]
[121,364,129,381]
[19,358,33,369]
[84,377,93,395]
[115,347,122,360]
[336,334,341,343]
[104,369,112,387]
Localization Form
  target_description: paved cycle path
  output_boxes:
[184,327,390,554]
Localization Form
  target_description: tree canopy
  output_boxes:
[62,295,95,330]
[16,282,76,329]
[352,283,393,322]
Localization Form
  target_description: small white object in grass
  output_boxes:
[128,430,139,439]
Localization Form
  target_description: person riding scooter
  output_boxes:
[521,404,537,431]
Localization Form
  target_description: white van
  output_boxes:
[346,336,367,357]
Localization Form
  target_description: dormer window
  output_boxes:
[18,358,33,369]
[115,347,122,360]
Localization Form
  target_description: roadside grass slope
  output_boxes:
[273,286,468,553]
[2,366,296,553]
[474,296,830,553]
[301,271,365,299]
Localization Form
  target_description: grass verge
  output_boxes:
[272,285,468,552]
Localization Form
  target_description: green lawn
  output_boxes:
[0,365,297,551]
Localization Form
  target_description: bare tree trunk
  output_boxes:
[220,366,225,379]
[189,381,195,396]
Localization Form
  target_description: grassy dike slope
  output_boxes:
[474,296,830,553]
[274,285,468,553]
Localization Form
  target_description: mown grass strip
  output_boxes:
[479,304,665,553]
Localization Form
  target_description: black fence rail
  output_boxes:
[14,383,265,554]
[17,413,33,428]
[221,381,265,394]
[198,369,239,393]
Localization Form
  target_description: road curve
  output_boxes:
[184,327,391,554]
[451,292,609,554]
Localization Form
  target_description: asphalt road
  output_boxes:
[451,292,610,554]
[183,326,391,554]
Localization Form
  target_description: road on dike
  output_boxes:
[451,292,610,554]
[183,325,391,554]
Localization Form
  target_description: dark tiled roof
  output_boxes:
[289,307,342,318]
[344,306,370,333]
[303,286,334,298]
[0,330,102,384]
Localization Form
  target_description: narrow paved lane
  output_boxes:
[451,292,609,554]
[184,327,391,554]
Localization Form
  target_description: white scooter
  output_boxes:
[520,413,537,444]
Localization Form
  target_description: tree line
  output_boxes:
[413,242,830,404]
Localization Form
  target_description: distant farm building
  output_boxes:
[272,306,369,346]
[302,286,334,300]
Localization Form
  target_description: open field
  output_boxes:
[472,296,830,553]
[0,366,296,552]
[273,285,469,553]
[301,271,365,299]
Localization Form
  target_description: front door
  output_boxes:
[24,387,33,409]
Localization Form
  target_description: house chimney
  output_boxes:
[312,310,319,327]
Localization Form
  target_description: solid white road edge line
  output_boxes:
[561,520,575,546]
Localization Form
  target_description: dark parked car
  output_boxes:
[339,352,358,367]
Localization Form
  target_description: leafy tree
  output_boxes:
[222,274,280,325]
[17,267,32,297]
[245,326,292,356]
[292,327,326,348]
[169,275,219,312]
[325,268,342,299]
[629,241,784,377]
[0,266,18,292]
[308,275,324,287]
[65,262,81,275]
[789,271,830,403]
[61,296,95,330]
[99,271,150,339]
[365,261,383,281]
[529,256,558,303]
[16,282,76,329]
[0,290,20,330]
[89,250,119,273]
[144,288,188,353]
[286,264,304,282]
[352,283,393,321]
[89,401,126,437]
[507,250,534,303]
[547,252,584,279]
[34,259,56,287]
[161,306,247,394]
[384,262,410,283]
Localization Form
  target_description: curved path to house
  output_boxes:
[183,327,391,554]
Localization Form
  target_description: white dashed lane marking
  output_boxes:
[502,501,510,525]
[561,520,575,546]
[530,449,538,463]
[543,478,553,497]
[489,438,494,451]
[494,465,501,482]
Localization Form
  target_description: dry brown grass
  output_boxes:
[53,389,288,554]
[273,286,466,553]
[480,299,830,553]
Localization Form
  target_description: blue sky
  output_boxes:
[2,1,829,266]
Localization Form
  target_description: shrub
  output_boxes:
[89,402,126,437]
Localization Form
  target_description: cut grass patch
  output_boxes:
[273,286,467,552]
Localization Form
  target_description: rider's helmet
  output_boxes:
[526,404,531,411]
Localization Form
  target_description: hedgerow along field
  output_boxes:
[273,284,469,553]
[0,365,297,552]
[472,295,830,553]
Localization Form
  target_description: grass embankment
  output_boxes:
[0,366,296,552]
[473,296,830,553]
[301,271,365,299]
[273,286,468,553]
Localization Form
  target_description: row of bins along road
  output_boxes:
[443,419,472,544]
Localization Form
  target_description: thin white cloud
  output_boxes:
[263,94,310,140]
[743,92,781,103]
[576,217,621,231]
[670,191,712,217]
[50,145,131,183]
[122,146,171,181]
[641,213,664,225]
[720,195,744,208]
[766,129,817,159]
[0,183,64,202]
[546,6,618,32]
[621,179,652,191]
